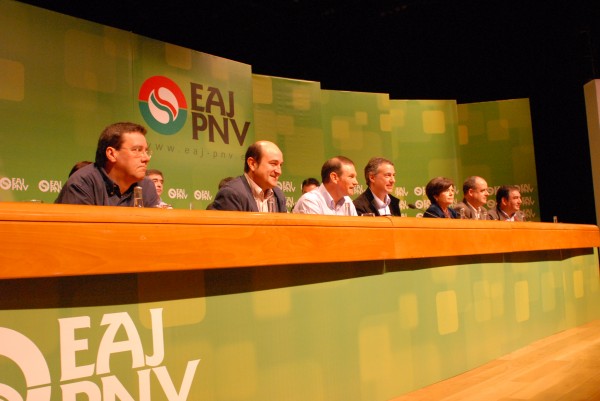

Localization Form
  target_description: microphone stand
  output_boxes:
[408,203,440,218]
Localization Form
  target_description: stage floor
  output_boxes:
[392,319,600,400]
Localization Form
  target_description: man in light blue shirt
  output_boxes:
[293,156,359,215]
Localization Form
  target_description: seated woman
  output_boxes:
[424,176,459,218]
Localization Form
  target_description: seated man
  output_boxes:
[454,176,489,219]
[209,140,286,212]
[301,177,319,194]
[146,169,172,209]
[68,161,92,177]
[488,185,525,221]
[55,122,159,207]
[353,157,401,216]
[293,156,359,215]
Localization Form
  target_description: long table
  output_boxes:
[1,202,598,401]
[1,202,597,277]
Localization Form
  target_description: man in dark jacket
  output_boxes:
[353,157,401,216]
[209,140,286,212]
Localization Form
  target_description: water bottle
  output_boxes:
[133,186,143,207]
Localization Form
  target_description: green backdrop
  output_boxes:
[0,2,586,400]
[1,0,539,217]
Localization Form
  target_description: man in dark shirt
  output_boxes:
[55,122,159,207]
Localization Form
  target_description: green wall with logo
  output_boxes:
[0,2,587,400]
[0,1,254,209]
[1,249,598,400]
[1,0,539,217]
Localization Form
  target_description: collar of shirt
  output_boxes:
[372,191,391,215]
[245,173,273,211]
[498,208,515,221]
[99,166,136,198]
[372,192,390,208]
[318,184,347,211]
[465,200,481,218]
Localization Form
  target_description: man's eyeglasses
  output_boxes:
[122,146,153,158]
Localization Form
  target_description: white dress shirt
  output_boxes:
[293,184,357,216]
[245,173,274,212]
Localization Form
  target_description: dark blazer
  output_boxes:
[353,188,401,216]
[454,200,487,219]
[487,208,501,220]
[209,175,287,212]
[423,203,459,218]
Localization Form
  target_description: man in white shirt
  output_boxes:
[293,156,359,215]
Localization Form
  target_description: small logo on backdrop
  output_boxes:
[139,76,188,135]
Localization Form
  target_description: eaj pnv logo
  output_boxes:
[138,76,188,135]
[138,75,251,145]
[0,309,200,401]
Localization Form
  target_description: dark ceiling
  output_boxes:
[17,0,600,223]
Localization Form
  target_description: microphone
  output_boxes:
[408,203,440,218]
